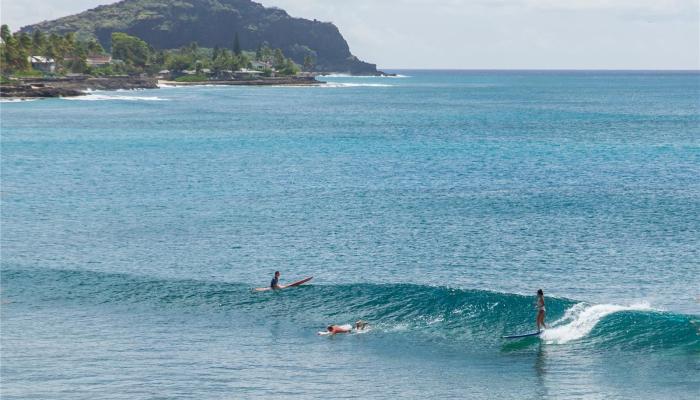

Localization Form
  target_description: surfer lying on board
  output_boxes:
[324,320,370,335]
[536,289,546,331]
[270,271,281,290]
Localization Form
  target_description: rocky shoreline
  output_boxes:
[0,75,325,99]
[159,76,323,87]
[0,76,158,99]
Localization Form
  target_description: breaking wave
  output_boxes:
[3,268,697,353]
[64,93,169,101]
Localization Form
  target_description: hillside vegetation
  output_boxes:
[19,0,377,74]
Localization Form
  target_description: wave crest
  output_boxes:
[3,268,697,352]
[542,302,652,344]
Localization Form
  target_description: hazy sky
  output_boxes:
[1,0,698,69]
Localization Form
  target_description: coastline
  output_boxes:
[0,76,158,100]
[0,75,325,100]
[158,76,323,87]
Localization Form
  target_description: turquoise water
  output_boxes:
[1,71,699,399]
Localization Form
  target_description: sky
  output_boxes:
[1,0,698,69]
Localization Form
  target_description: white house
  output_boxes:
[28,56,55,73]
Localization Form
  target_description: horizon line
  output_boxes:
[379,68,700,72]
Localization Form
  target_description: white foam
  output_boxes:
[323,74,409,78]
[64,94,169,101]
[322,82,393,88]
[0,98,38,103]
[541,302,652,344]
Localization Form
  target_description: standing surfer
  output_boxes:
[536,289,546,331]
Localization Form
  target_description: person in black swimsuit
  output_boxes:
[270,271,281,290]
[536,289,546,331]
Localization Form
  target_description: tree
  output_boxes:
[303,55,315,72]
[165,53,192,72]
[0,25,30,74]
[255,45,262,61]
[0,25,11,43]
[279,58,299,76]
[186,41,198,56]
[32,30,46,55]
[273,48,285,68]
[233,32,241,55]
[111,32,150,68]
[62,32,79,68]
[86,39,104,55]
[18,33,32,51]
[46,33,62,61]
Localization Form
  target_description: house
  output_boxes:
[234,68,264,79]
[251,60,272,70]
[28,56,55,73]
[86,55,112,67]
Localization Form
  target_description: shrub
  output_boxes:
[174,74,208,82]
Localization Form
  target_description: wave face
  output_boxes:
[4,268,698,353]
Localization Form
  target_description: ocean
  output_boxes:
[1,70,699,399]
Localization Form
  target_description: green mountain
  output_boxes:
[19,0,378,74]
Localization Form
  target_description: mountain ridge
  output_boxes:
[18,0,378,74]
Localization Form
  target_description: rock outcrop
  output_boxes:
[0,76,159,98]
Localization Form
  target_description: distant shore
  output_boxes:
[0,75,325,99]
[158,76,323,87]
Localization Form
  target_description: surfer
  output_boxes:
[270,271,281,290]
[536,289,546,331]
[322,321,369,335]
[326,324,352,335]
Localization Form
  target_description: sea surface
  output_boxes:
[1,70,699,399]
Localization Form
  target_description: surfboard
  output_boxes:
[502,330,542,339]
[284,276,313,288]
[253,276,313,292]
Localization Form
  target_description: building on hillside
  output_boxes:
[28,56,56,73]
[251,60,272,70]
[234,68,264,79]
[86,55,112,67]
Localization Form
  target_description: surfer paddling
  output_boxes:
[326,325,352,335]
[536,289,546,331]
[322,320,370,335]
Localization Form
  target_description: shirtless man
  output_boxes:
[324,320,369,335]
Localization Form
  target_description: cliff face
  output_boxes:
[20,0,377,74]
